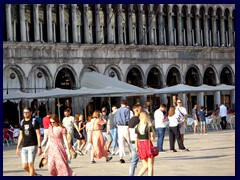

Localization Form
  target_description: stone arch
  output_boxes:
[146,65,164,88]
[219,65,234,85]
[3,65,26,93]
[165,65,182,86]
[203,65,218,85]
[55,64,78,89]
[103,64,123,81]
[28,65,53,92]
[79,65,100,87]
[184,65,202,86]
[125,65,144,87]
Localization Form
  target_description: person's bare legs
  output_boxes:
[22,163,37,176]
[147,158,154,176]
[79,139,86,151]
[138,159,148,176]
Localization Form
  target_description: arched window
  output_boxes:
[166,67,181,86]
[199,7,205,46]
[11,5,21,41]
[181,5,187,46]
[207,7,214,46]
[39,5,47,42]
[172,5,179,45]
[216,8,222,46]
[163,4,168,45]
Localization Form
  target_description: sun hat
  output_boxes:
[39,157,47,169]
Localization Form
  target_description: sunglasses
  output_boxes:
[50,122,56,124]
[23,112,30,114]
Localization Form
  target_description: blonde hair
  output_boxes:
[138,111,154,138]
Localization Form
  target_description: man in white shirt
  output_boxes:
[62,108,78,159]
[154,104,167,152]
[219,104,227,129]
[175,99,188,143]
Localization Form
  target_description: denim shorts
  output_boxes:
[21,145,37,164]
[200,121,206,126]
[102,132,112,141]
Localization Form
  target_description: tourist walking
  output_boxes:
[114,100,131,163]
[135,111,156,176]
[101,107,112,154]
[219,103,227,129]
[62,108,78,159]
[128,104,142,176]
[89,110,113,164]
[154,104,168,152]
[108,106,119,155]
[43,114,75,176]
[16,107,42,176]
[41,111,52,147]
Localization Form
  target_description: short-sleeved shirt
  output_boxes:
[101,114,108,132]
[198,111,206,121]
[135,124,153,140]
[42,116,50,129]
[154,109,166,128]
[62,116,75,134]
[129,116,140,141]
[192,109,199,120]
[175,107,187,121]
[108,113,117,130]
[20,118,40,147]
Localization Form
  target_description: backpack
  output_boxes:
[20,118,37,129]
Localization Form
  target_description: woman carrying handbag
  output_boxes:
[135,111,157,176]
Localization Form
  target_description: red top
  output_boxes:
[42,116,50,129]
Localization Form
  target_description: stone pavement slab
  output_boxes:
[3,130,235,176]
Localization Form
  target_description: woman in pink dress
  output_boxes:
[43,114,75,176]
[89,110,112,164]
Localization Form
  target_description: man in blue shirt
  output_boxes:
[114,100,131,163]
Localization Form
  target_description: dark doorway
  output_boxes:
[55,68,75,120]
[205,95,214,111]
[3,101,19,127]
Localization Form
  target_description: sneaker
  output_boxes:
[107,150,112,155]
[106,156,113,162]
[159,150,166,153]
[73,153,77,159]
[180,148,190,152]
[91,160,96,164]
[119,159,125,163]
[204,133,208,135]
[170,149,177,152]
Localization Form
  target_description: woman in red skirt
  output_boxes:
[135,111,156,176]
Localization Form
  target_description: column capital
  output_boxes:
[47,4,53,9]
[5,4,11,8]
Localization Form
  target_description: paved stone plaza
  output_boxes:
[3,130,235,176]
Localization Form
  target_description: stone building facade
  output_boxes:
[3,4,235,124]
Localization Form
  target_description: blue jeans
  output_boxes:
[110,128,118,149]
[129,143,139,176]
[156,127,166,152]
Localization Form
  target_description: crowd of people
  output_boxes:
[11,98,234,176]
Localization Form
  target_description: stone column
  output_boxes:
[138,4,143,44]
[230,90,235,110]
[177,11,183,46]
[182,93,187,111]
[106,5,112,44]
[160,94,167,104]
[148,4,154,45]
[6,4,13,41]
[167,5,173,45]
[46,5,53,42]
[203,14,208,46]
[214,91,221,109]
[19,4,27,42]
[95,4,101,44]
[59,4,66,43]
[228,15,233,46]
[117,4,123,44]
[83,4,89,44]
[186,10,192,46]
[157,5,164,45]
[197,92,204,107]
[211,15,217,46]
[71,4,77,43]
[128,4,133,44]
[220,15,225,46]
[33,4,40,42]
[195,13,200,46]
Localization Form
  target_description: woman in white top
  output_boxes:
[168,106,189,152]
